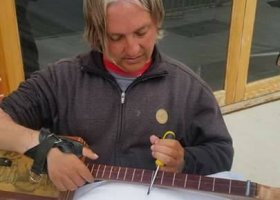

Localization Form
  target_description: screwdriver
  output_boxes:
[147,130,176,195]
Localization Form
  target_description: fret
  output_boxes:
[172,173,176,187]
[116,166,121,180]
[140,169,145,183]
[161,171,174,187]
[126,168,134,182]
[185,174,200,190]
[214,178,231,194]
[229,179,232,194]
[90,164,94,175]
[184,174,188,188]
[101,165,106,178]
[131,169,135,181]
[109,166,113,179]
[123,168,128,181]
[212,177,216,192]
[96,164,101,178]
[198,176,201,190]
[160,171,164,185]
[131,168,142,183]
[110,166,118,180]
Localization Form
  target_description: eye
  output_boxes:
[135,30,147,37]
[108,34,122,42]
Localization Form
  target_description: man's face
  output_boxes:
[104,2,158,73]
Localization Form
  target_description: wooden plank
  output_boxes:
[234,0,257,100]
[214,90,225,107]
[245,76,280,100]
[224,0,257,104]
[224,0,246,104]
[0,0,24,95]
[221,91,280,114]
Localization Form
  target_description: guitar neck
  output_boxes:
[86,163,258,199]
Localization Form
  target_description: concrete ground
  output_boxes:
[224,100,280,188]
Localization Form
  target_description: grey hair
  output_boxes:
[83,0,165,52]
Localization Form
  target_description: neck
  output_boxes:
[103,57,151,77]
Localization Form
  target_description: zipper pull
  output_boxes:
[121,92,125,104]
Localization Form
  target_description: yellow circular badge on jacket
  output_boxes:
[156,109,168,124]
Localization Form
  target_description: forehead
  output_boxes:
[106,1,153,33]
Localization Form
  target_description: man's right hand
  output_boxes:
[47,147,98,191]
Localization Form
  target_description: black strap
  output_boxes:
[24,128,83,176]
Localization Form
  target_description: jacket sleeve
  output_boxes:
[0,67,57,130]
[182,87,234,175]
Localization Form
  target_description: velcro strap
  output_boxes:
[24,128,83,176]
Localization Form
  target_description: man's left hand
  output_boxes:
[150,135,185,173]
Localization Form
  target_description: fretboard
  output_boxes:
[87,163,257,199]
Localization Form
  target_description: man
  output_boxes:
[0,0,233,192]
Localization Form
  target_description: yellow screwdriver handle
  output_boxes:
[155,130,176,167]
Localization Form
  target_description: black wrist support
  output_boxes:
[24,128,84,178]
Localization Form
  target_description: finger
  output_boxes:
[61,175,79,191]
[151,143,177,159]
[51,178,67,191]
[152,151,177,166]
[55,184,67,191]
[50,171,74,191]
[82,147,98,160]
[157,139,179,148]
[66,167,88,188]
[76,160,94,183]
[150,135,160,144]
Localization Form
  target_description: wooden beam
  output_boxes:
[214,90,225,107]
[221,91,280,114]
[0,0,24,95]
[224,0,257,104]
[245,76,280,100]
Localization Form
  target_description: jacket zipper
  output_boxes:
[121,92,125,104]
[88,71,167,166]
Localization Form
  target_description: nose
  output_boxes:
[124,35,140,56]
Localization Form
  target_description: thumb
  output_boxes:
[150,134,160,144]
[82,147,99,160]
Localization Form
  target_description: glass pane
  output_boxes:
[159,0,232,91]
[15,0,89,79]
[248,1,280,83]
[16,0,232,91]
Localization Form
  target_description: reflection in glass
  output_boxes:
[16,0,232,91]
[248,1,280,83]
[15,0,39,79]
[160,0,232,91]
[16,0,89,78]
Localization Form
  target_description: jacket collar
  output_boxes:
[78,46,168,77]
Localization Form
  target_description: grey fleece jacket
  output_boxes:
[0,48,233,175]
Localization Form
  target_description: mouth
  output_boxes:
[123,55,143,64]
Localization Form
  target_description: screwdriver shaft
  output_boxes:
[147,130,176,195]
[147,165,160,195]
